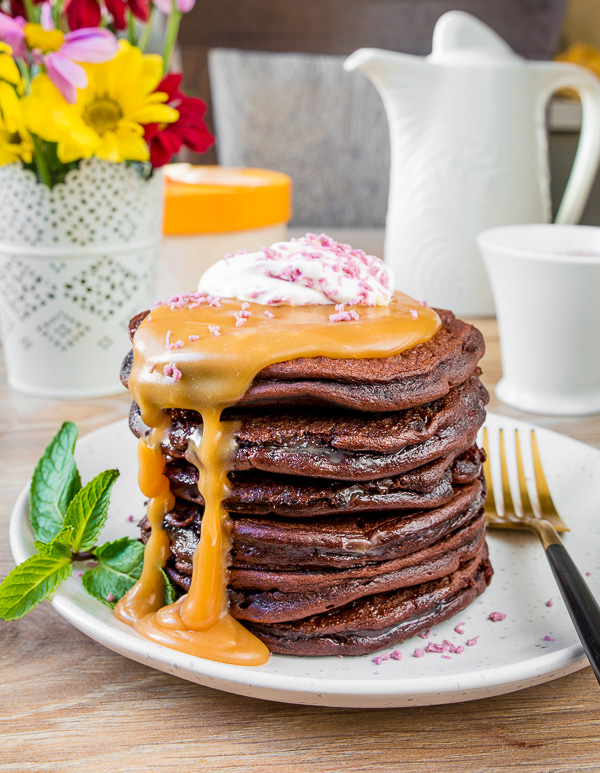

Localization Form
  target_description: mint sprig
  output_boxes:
[64,469,120,553]
[82,537,145,607]
[0,528,75,620]
[30,422,81,543]
[0,423,176,621]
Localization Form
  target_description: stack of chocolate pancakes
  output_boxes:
[122,307,492,656]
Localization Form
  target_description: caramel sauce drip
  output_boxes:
[116,293,441,666]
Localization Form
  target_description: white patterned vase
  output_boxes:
[0,158,164,397]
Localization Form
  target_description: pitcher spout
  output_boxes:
[343,48,421,85]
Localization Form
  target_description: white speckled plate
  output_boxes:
[9,413,600,707]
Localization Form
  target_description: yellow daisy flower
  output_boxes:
[23,40,178,164]
[0,44,32,166]
[0,42,20,86]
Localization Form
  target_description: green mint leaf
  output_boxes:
[82,537,144,607]
[0,553,72,620]
[161,569,177,605]
[34,526,75,559]
[30,422,81,543]
[64,469,120,553]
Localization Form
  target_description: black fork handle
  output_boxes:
[546,543,600,685]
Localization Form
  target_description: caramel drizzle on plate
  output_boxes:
[115,293,441,665]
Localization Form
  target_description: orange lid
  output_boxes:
[163,165,292,235]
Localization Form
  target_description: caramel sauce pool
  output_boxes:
[115,293,441,665]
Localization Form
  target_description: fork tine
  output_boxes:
[514,429,534,516]
[482,427,497,511]
[499,428,515,515]
[531,430,564,522]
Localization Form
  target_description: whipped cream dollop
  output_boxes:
[197,233,395,306]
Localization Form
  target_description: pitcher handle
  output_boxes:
[541,62,600,224]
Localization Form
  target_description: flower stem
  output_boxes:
[128,11,137,45]
[162,1,182,74]
[22,0,38,22]
[138,6,155,53]
[31,135,52,187]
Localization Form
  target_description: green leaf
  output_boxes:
[0,553,72,620]
[82,537,145,607]
[29,422,81,543]
[34,526,75,559]
[161,568,177,605]
[64,469,120,553]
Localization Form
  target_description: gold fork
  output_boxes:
[483,426,600,684]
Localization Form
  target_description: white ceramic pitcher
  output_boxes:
[345,11,600,315]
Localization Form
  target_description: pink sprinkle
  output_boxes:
[425,642,447,653]
[389,649,402,661]
[409,309,418,320]
[171,365,182,381]
[456,646,464,654]
[106,593,116,603]
[163,364,173,377]
[329,309,360,323]
[441,655,451,660]
[544,635,556,642]
[77,572,83,578]
[147,314,153,322]
[586,572,592,577]
[454,622,465,635]
[488,612,506,622]
[173,340,184,349]
[127,515,135,522]
[413,649,425,658]
[336,654,344,659]
[235,317,247,327]
[241,302,250,311]
[188,334,200,342]
[208,325,221,336]
[264,310,275,319]
[148,363,156,374]
[546,598,554,607]
[466,637,479,646]
[418,300,428,307]
[165,330,172,349]
[372,655,388,665]
[417,629,431,640]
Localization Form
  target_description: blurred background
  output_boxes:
[173,0,600,240]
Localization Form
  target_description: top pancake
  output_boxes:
[123,307,484,412]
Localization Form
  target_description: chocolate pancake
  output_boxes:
[122,308,485,412]
[150,476,485,572]
[126,296,491,658]
[130,374,488,481]
[168,514,486,622]
[165,445,483,518]
[247,548,492,656]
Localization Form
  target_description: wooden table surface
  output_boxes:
[1,318,600,773]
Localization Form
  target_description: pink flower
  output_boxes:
[0,12,26,57]
[0,5,117,104]
[154,0,195,13]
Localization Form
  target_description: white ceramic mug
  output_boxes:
[478,224,600,416]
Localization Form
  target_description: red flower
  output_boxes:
[65,0,102,30]
[144,74,214,168]
[105,0,150,29]
[8,0,43,18]
[64,0,149,29]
